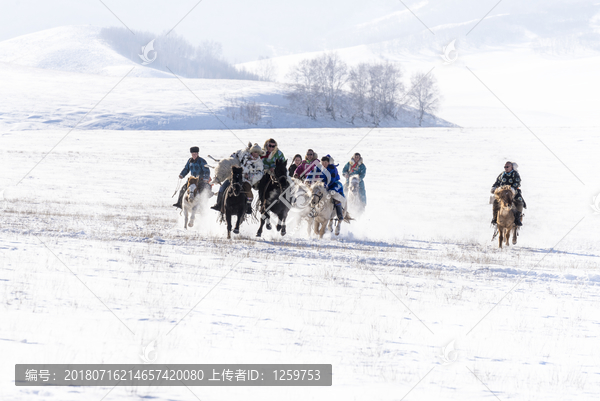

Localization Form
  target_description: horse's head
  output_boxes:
[187,176,200,201]
[349,176,360,193]
[495,185,514,207]
[309,182,326,209]
[230,166,244,196]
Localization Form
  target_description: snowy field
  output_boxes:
[1,128,599,400]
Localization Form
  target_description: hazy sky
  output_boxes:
[0,0,407,62]
[1,0,597,62]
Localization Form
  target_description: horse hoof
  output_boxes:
[281,230,286,236]
[276,224,282,232]
[188,222,193,227]
[233,228,239,234]
[256,233,262,237]
[266,223,272,230]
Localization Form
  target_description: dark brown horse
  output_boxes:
[223,166,247,239]
[256,159,290,237]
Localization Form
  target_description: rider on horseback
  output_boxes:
[342,152,367,205]
[173,146,211,209]
[261,138,285,173]
[293,149,319,181]
[491,161,525,226]
[314,155,346,222]
[210,143,265,214]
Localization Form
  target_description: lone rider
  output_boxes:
[342,152,367,205]
[173,146,211,209]
[491,161,525,226]
[210,143,264,214]
[314,155,346,223]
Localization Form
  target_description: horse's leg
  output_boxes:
[256,212,266,237]
[506,228,511,247]
[335,219,342,235]
[226,212,232,239]
[512,227,518,244]
[280,211,288,236]
[188,206,196,227]
[183,207,189,229]
[498,228,503,248]
[265,211,272,230]
[233,207,243,234]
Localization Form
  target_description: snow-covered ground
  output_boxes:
[1,128,599,400]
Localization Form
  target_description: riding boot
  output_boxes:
[246,200,253,215]
[334,202,344,221]
[173,184,187,209]
[514,211,523,226]
[210,183,227,211]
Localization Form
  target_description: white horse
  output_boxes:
[183,176,208,229]
[285,177,314,236]
[347,175,365,216]
[307,182,351,238]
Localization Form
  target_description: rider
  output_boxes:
[342,152,367,205]
[491,161,525,226]
[210,143,264,214]
[173,146,211,209]
[288,154,302,177]
[294,149,319,181]
[261,138,285,173]
[314,155,346,222]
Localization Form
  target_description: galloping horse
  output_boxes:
[223,166,247,239]
[494,185,519,248]
[308,182,351,238]
[256,159,290,237]
[347,175,365,216]
[182,176,207,229]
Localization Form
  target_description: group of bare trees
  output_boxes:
[286,52,440,126]
[100,27,260,80]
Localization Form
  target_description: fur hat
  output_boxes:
[190,146,199,153]
[511,162,519,171]
[247,142,265,156]
[322,154,334,164]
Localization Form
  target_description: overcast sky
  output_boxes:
[1,0,597,62]
[0,0,409,62]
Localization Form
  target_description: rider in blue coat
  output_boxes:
[173,146,211,209]
[314,155,345,221]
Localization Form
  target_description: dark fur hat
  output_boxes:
[190,146,199,153]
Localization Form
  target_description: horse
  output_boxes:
[308,182,351,238]
[222,166,247,239]
[347,175,365,216]
[182,176,208,229]
[494,185,519,248]
[256,159,290,237]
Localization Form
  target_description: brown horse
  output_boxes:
[494,185,519,248]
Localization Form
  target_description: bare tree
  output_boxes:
[256,56,278,82]
[286,58,323,120]
[407,71,440,126]
[319,52,348,120]
[347,63,369,123]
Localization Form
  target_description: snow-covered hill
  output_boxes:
[0,26,455,130]
[0,26,170,78]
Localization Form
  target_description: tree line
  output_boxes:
[100,27,260,80]
[286,52,441,126]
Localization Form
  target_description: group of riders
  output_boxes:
[172,138,368,223]
[172,139,525,230]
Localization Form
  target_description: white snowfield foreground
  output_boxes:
[1,128,599,400]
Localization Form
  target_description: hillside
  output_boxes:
[0,26,455,130]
